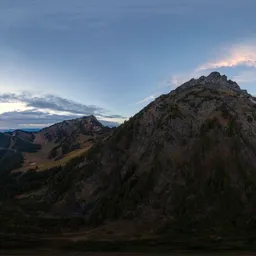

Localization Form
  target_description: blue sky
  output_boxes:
[0,0,256,128]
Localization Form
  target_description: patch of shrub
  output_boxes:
[48,147,58,159]
[200,117,221,135]
[247,115,253,123]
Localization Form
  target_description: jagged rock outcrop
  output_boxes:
[179,72,243,92]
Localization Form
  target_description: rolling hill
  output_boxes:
[0,115,111,173]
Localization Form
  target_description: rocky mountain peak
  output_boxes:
[87,114,101,123]
[207,71,225,79]
[200,72,236,86]
[178,71,246,94]
[83,115,104,129]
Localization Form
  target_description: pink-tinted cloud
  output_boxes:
[197,43,256,71]
[168,42,256,88]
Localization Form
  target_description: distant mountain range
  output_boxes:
[0,120,118,133]
[0,128,41,133]
[0,115,111,173]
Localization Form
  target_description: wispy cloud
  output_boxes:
[0,110,75,129]
[101,114,127,119]
[136,95,156,105]
[157,79,173,88]
[0,93,104,115]
[197,42,256,71]
[0,110,121,129]
[167,41,256,88]
[169,72,198,87]
[0,92,126,128]
[166,69,204,88]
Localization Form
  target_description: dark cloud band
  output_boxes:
[0,93,125,129]
[0,110,120,128]
[0,93,104,115]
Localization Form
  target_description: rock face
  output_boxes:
[178,72,246,93]
[38,115,106,144]
[35,115,110,160]
[46,72,256,237]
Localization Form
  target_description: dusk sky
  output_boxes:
[0,0,256,129]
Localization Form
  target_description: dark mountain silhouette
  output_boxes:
[2,72,256,251]
[45,72,256,240]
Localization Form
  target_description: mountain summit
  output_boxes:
[178,71,244,93]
